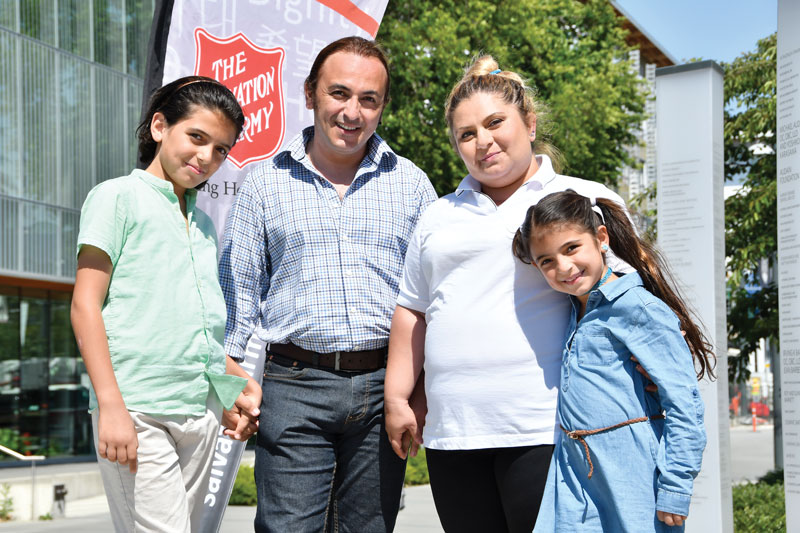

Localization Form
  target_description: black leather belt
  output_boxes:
[268,343,388,371]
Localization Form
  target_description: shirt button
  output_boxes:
[341,233,349,241]
[344,269,353,277]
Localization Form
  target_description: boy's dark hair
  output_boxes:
[136,76,245,173]
[512,190,716,381]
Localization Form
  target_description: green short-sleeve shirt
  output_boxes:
[77,169,245,416]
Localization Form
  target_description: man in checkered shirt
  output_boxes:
[219,36,436,533]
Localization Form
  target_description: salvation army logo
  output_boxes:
[194,28,286,168]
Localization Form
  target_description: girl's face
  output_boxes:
[147,105,237,197]
[529,223,611,306]
[450,92,538,205]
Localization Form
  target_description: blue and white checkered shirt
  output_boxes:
[220,127,437,361]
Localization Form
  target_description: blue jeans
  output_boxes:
[254,355,406,533]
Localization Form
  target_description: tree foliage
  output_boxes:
[375,0,646,195]
[723,33,777,383]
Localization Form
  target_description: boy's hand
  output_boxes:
[657,511,686,527]
[97,405,138,473]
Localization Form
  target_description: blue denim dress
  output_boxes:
[534,272,706,532]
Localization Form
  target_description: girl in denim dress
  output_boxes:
[512,190,715,532]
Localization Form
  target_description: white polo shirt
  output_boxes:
[398,155,629,450]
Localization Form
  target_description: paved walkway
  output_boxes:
[0,484,442,532]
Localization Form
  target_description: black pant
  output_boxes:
[426,444,554,533]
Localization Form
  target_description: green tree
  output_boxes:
[376,0,646,195]
[723,33,777,382]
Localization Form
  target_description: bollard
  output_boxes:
[752,406,757,432]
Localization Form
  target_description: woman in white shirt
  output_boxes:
[384,55,629,533]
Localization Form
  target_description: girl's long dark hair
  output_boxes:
[512,190,715,380]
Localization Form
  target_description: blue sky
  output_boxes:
[614,0,777,65]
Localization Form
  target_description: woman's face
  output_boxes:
[450,92,538,205]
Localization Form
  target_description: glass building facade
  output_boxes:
[0,0,154,461]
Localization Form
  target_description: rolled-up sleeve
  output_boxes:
[219,173,269,362]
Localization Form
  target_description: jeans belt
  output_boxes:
[268,343,388,371]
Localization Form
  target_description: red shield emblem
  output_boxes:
[194,28,286,168]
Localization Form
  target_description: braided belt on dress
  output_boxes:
[560,414,665,479]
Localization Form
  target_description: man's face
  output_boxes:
[305,51,388,164]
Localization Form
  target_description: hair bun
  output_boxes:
[466,55,500,77]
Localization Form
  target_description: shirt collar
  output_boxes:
[132,168,197,203]
[284,126,396,173]
[454,154,559,197]
[597,270,644,301]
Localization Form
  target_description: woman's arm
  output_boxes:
[384,304,426,459]
[71,245,138,473]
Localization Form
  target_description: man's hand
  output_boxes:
[657,510,686,527]
[223,375,262,441]
[97,404,138,473]
[385,398,421,460]
[408,374,427,448]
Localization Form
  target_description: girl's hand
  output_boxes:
[657,511,686,527]
[385,398,421,460]
[97,404,139,473]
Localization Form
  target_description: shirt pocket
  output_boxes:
[575,327,624,367]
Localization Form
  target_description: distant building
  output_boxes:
[610,1,676,214]
[0,1,154,462]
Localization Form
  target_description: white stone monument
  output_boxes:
[778,1,800,528]
[655,61,733,533]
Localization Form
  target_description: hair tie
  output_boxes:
[589,196,605,223]
[490,69,501,74]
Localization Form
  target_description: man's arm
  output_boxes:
[218,173,269,439]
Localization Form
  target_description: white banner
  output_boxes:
[159,0,390,240]
[149,2,390,530]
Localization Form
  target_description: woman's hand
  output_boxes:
[657,510,686,527]
[97,404,138,473]
[385,397,421,459]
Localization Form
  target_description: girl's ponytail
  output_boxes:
[596,198,716,380]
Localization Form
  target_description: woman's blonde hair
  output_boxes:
[444,55,563,171]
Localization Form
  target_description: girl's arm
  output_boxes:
[384,304,426,459]
[71,245,138,473]
[627,300,707,520]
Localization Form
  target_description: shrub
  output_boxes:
[732,477,785,533]
[0,483,12,521]
[229,465,257,506]
[404,447,429,486]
